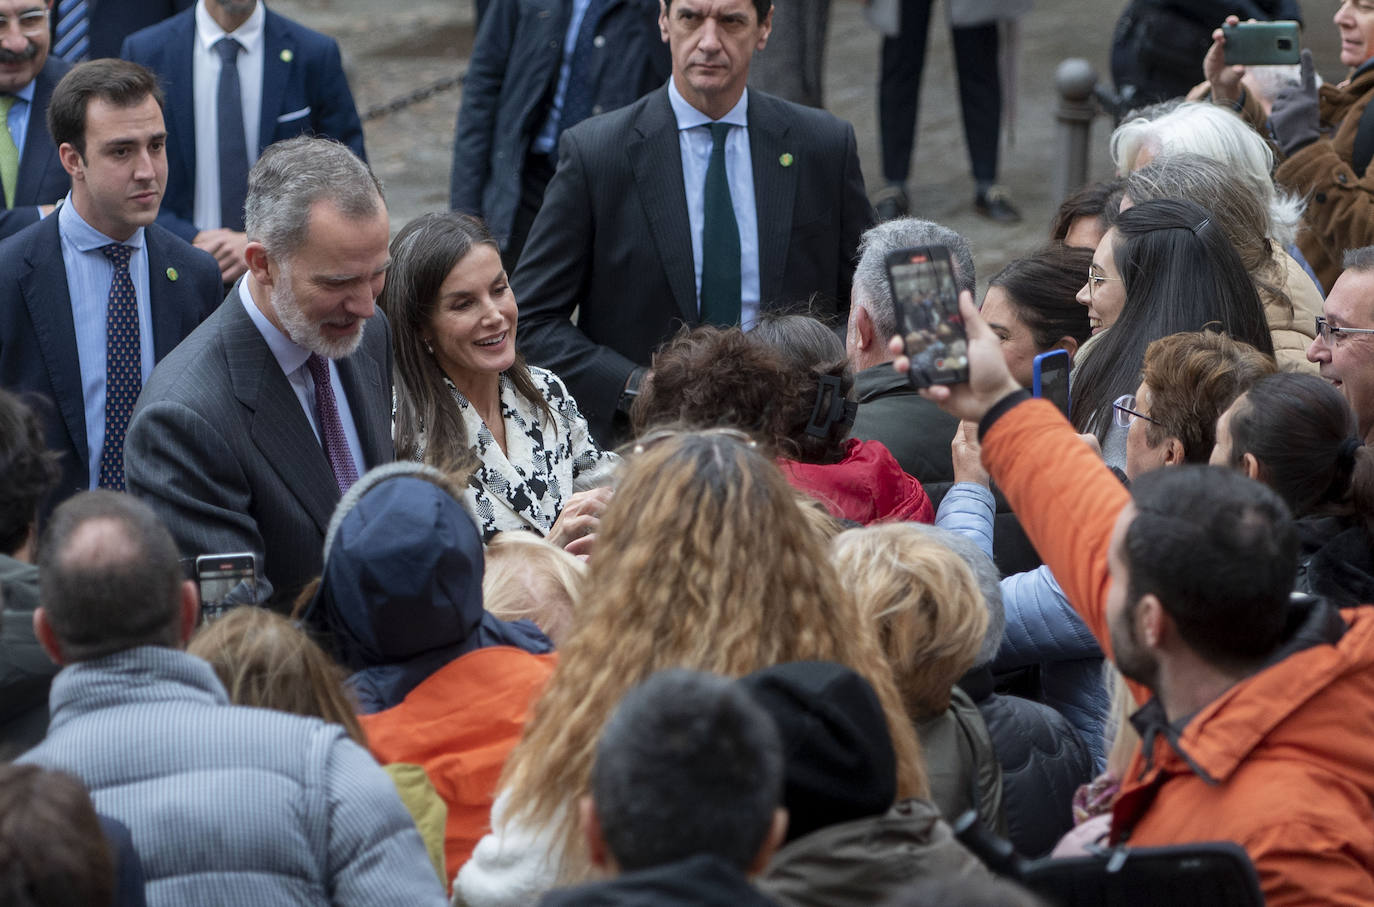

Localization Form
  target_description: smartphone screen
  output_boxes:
[195,553,256,623]
[1033,349,1071,418]
[885,246,969,388]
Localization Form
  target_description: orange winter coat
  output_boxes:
[982,397,1374,907]
[358,646,557,886]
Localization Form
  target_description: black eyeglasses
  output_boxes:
[1113,394,1159,428]
[1315,315,1374,344]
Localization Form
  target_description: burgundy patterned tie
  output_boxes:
[305,353,359,492]
[99,243,140,491]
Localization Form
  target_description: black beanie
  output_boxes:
[739,661,898,843]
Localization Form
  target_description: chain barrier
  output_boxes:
[361,70,466,122]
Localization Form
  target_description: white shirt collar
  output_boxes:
[667,77,749,130]
[238,279,312,376]
[195,0,267,54]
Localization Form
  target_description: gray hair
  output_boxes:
[852,218,975,339]
[244,136,385,258]
[1108,101,1304,248]
[1344,246,1374,272]
[901,523,1005,668]
[1126,153,1275,279]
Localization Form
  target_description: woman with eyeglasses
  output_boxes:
[381,213,617,552]
[1212,372,1374,606]
[1070,197,1274,468]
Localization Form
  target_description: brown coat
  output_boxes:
[1237,66,1374,293]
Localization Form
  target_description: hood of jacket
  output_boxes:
[778,439,933,525]
[757,798,989,907]
[539,854,777,906]
[1295,515,1374,608]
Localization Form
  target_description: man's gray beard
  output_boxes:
[272,265,365,360]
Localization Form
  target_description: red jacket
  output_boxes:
[358,646,557,883]
[982,397,1374,907]
[779,438,934,525]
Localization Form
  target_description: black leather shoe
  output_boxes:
[873,185,909,222]
[975,186,1022,224]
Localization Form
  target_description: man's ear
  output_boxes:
[243,242,274,287]
[854,305,874,353]
[33,608,68,667]
[1137,594,1167,649]
[756,4,774,49]
[1240,451,1262,481]
[579,795,614,872]
[178,580,200,647]
[747,807,788,876]
[1161,437,1186,467]
[58,142,84,180]
[658,0,670,42]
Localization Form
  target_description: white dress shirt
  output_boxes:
[667,79,761,329]
[192,0,265,231]
[59,196,155,488]
[238,282,367,473]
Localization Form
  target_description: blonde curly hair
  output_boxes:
[833,524,989,719]
[497,431,927,881]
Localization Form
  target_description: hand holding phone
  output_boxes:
[885,245,969,389]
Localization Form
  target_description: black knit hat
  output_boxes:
[738,661,897,843]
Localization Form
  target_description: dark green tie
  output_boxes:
[700,122,741,326]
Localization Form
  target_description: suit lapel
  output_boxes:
[747,93,796,306]
[628,87,698,325]
[163,15,198,200]
[15,59,65,206]
[21,217,88,478]
[145,228,190,360]
[258,11,296,152]
[222,291,338,534]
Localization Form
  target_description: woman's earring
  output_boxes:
[424,339,435,355]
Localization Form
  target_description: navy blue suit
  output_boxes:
[120,7,367,242]
[0,55,72,241]
[0,213,223,516]
[50,0,194,62]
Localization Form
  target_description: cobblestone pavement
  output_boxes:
[269,0,1338,289]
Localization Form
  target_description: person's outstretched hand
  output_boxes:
[1270,49,1321,157]
[888,290,1023,425]
[1204,15,1247,104]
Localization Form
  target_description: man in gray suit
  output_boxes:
[125,136,394,610]
[512,0,873,444]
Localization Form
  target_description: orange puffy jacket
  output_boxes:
[359,646,557,886]
[982,397,1374,907]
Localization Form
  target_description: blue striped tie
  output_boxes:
[53,0,90,62]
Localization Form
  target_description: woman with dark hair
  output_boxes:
[1071,197,1274,462]
[1212,372,1374,606]
[980,244,1093,389]
[380,213,616,547]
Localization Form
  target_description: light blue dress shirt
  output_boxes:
[667,79,761,329]
[58,195,156,489]
[532,0,597,155]
[237,282,367,474]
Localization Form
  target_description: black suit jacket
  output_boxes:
[124,291,394,609]
[513,84,874,442]
[0,55,73,241]
[0,212,222,516]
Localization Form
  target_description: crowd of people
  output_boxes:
[2,0,1374,905]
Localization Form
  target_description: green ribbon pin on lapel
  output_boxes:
[779,153,794,167]
[166,268,178,282]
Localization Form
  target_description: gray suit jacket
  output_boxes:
[124,291,394,609]
[513,84,874,443]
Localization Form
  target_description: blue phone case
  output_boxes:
[1032,349,1072,416]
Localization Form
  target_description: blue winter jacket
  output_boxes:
[20,647,446,907]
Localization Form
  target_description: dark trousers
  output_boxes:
[878,0,1001,186]
[503,149,558,274]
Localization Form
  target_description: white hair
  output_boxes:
[1109,101,1304,248]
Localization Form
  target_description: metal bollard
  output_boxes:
[1054,59,1099,207]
